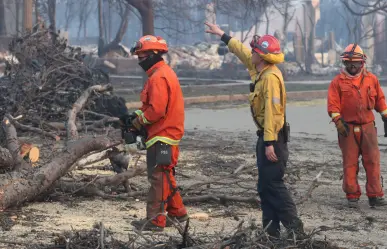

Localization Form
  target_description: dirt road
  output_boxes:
[1,98,387,248]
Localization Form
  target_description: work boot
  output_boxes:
[131,219,164,232]
[286,220,307,240]
[369,197,387,208]
[165,214,189,227]
[348,198,359,208]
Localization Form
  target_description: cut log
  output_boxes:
[28,147,39,164]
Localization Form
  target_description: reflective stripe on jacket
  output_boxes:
[135,60,184,148]
[327,69,387,124]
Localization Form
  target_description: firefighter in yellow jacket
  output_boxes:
[205,22,305,238]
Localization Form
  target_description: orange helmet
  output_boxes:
[130,35,168,55]
[340,43,366,62]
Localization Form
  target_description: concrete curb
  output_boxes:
[125,90,328,109]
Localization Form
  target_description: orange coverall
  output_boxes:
[135,60,187,227]
[327,69,387,200]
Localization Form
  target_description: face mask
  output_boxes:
[138,53,163,72]
[344,61,363,76]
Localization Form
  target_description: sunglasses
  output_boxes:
[130,41,142,54]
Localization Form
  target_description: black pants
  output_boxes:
[256,130,303,237]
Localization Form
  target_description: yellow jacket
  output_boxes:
[227,38,286,142]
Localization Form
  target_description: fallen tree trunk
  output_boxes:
[0,130,121,211]
[0,147,13,171]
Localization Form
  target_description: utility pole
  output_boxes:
[23,0,33,32]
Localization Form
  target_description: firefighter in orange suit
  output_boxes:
[126,35,188,231]
[328,43,387,208]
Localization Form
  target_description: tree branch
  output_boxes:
[1,116,30,170]
[5,114,60,141]
[66,84,113,141]
[340,0,387,16]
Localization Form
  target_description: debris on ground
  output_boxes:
[20,220,340,249]
[0,27,127,126]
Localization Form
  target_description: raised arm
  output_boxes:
[204,22,256,80]
[220,34,255,73]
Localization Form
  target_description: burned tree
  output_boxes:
[272,0,297,51]
[0,0,6,35]
[125,0,154,35]
[76,0,95,39]
[216,0,271,42]
[98,0,131,57]
[341,0,387,16]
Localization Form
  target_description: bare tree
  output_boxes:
[336,5,363,43]
[215,0,270,42]
[152,0,209,44]
[125,0,154,35]
[297,1,319,74]
[35,0,56,30]
[24,0,33,32]
[0,0,6,35]
[341,0,387,16]
[47,0,55,31]
[272,0,297,51]
[339,1,387,65]
[98,0,131,57]
[63,0,77,31]
[76,0,95,39]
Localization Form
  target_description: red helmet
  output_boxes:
[130,35,168,55]
[250,35,281,55]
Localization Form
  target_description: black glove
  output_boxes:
[119,112,138,140]
[333,116,349,137]
[119,112,137,128]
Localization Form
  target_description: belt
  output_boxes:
[346,121,374,126]
[257,128,284,137]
